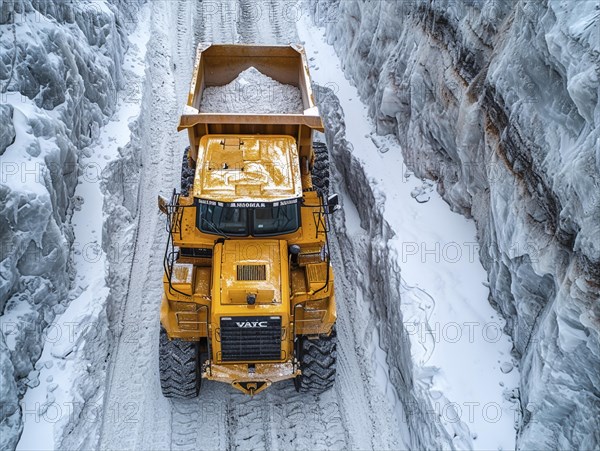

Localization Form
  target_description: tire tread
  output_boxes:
[159,326,200,398]
[295,328,337,394]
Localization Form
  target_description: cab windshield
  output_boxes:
[197,203,299,236]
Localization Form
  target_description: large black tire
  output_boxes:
[311,142,330,198]
[294,328,337,394]
[159,326,200,398]
[181,146,196,196]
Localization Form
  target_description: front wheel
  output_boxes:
[159,326,201,398]
[294,328,337,394]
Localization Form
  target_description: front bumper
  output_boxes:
[203,362,299,395]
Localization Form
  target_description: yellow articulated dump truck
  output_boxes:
[158,44,338,397]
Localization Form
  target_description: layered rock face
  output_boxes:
[309,0,599,449]
[0,1,141,448]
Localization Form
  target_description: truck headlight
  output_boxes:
[297,244,327,265]
[172,301,197,312]
[304,298,327,311]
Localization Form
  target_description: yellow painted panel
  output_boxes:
[193,135,302,204]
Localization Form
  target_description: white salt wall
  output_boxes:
[308,0,599,449]
[0,1,142,448]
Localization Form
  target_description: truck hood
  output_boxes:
[218,239,288,306]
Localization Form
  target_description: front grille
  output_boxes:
[220,316,282,362]
[237,264,266,281]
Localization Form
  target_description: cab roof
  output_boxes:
[192,135,302,205]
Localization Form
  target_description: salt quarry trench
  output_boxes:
[0,1,598,450]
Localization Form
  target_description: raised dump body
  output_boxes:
[159,44,337,397]
[178,43,323,165]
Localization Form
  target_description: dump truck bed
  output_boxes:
[178,44,323,162]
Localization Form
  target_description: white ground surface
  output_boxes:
[15,2,520,450]
[96,2,406,450]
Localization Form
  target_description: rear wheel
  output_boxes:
[311,142,330,198]
[159,326,200,398]
[294,328,337,394]
[181,146,195,196]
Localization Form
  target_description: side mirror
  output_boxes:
[158,195,169,215]
[326,194,340,213]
